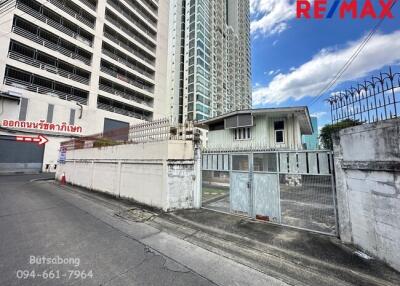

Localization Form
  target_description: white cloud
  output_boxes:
[250,0,296,37]
[311,112,327,119]
[267,69,281,76]
[253,30,400,105]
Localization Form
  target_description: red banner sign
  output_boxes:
[1,119,83,134]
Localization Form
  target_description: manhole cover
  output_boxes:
[115,208,156,222]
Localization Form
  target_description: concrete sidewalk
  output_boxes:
[47,181,400,286]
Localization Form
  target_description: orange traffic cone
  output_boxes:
[61,172,66,185]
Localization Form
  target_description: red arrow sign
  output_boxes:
[16,135,48,145]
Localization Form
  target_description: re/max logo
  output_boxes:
[296,0,396,19]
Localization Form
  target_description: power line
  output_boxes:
[309,0,398,107]
[309,23,381,106]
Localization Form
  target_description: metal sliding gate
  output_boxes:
[201,150,338,235]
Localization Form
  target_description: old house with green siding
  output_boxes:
[198,107,313,151]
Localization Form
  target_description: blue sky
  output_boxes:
[250,0,400,128]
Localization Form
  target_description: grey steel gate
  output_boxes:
[0,135,45,173]
[230,154,251,216]
[253,153,281,223]
[202,150,337,236]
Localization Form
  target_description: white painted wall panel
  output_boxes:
[120,163,164,208]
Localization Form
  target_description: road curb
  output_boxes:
[29,178,55,182]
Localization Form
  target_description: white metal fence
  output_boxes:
[62,119,195,150]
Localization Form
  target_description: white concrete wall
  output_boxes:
[64,140,194,161]
[333,118,400,271]
[119,162,164,208]
[57,140,198,211]
[166,162,195,209]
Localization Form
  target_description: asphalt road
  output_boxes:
[0,174,288,286]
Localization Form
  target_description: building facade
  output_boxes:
[0,0,170,173]
[302,116,319,150]
[167,0,251,123]
[198,107,313,151]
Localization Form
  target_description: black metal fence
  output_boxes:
[327,67,400,124]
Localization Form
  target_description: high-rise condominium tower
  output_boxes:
[168,0,251,122]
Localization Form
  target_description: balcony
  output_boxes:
[98,103,151,120]
[4,66,89,105]
[12,26,91,65]
[102,44,154,80]
[97,96,152,120]
[103,29,155,65]
[8,40,90,84]
[99,78,153,108]
[17,0,94,46]
[8,51,90,85]
[12,17,92,65]
[77,0,97,11]
[138,0,158,15]
[120,0,157,26]
[47,0,96,28]
[105,9,156,53]
[107,0,157,36]
[100,64,154,93]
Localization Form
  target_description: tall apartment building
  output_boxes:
[302,116,319,150]
[167,0,251,122]
[0,0,170,173]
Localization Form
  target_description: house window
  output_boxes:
[274,120,285,143]
[234,127,251,140]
